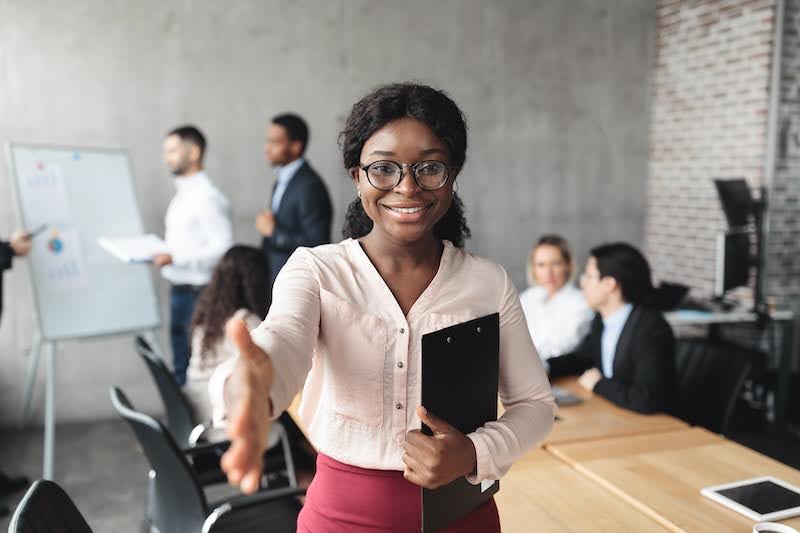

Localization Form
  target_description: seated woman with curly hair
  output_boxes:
[185,245,270,430]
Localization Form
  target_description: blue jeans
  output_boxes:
[169,284,203,387]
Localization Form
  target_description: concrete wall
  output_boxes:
[0,0,655,423]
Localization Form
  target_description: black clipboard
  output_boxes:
[420,313,500,533]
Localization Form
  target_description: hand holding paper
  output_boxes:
[98,234,169,263]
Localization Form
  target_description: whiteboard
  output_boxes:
[7,142,161,340]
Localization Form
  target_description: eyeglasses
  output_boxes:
[358,160,450,191]
[580,272,598,283]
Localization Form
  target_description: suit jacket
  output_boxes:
[0,241,14,320]
[548,305,676,414]
[262,161,332,287]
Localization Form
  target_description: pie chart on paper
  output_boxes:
[47,233,64,254]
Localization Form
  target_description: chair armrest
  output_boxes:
[183,440,231,457]
[188,420,218,446]
[203,487,306,533]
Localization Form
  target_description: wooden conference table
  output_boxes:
[542,378,688,445]
[548,427,800,532]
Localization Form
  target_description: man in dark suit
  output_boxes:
[1,230,33,516]
[548,242,676,414]
[256,113,333,287]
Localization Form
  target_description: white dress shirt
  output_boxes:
[212,239,555,483]
[518,284,594,360]
[162,171,233,286]
[601,303,633,379]
[270,157,305,212]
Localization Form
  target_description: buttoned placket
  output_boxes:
[393,318,411,444]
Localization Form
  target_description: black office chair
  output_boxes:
[134,335,206,446]
[671,338,754,434]
[134,336,296,487]
[110,386,303,533]
[8,480,93,533]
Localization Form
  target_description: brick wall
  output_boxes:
[765,0,800,312]
[645,0,776,299]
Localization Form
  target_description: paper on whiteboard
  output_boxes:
[98,234,168,263]
[38,227,88,290]
[18,164,73,225]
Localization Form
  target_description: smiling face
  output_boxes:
[350,117,454,245]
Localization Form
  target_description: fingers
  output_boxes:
[402,430,440,474]
[221,430,264,492]
[241,468,262,494]
[226,318,261,360]
[402,457,441,490]
[401,450,428,476]
[417,405,453,435]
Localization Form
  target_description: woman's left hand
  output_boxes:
[402,406,477,489]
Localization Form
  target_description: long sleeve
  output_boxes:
[170,192,233,272]
[593,315,676,414]
[547,317,600,379]
[0,241,12,320]
[0,241,14,272]
[535,302,594,359]
[268,180,332,253]
[465,267,555,483]
[249,249,320,418]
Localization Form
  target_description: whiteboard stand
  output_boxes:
[18,330,61,480]
[18,327,163,480]
[19,328,43,427]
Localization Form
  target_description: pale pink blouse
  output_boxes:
[244,239,554,483]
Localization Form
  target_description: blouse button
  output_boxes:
[397,361,404,368]
[400,327,406,334]
[395,402,403,410]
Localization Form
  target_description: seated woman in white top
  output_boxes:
[185,245,268,430]
[218,83,555,532]
[519,235,594,362]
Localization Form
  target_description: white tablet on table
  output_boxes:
[701,476,800,522]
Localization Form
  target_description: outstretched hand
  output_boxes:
[402,406,477,489]
[220,318,275,494]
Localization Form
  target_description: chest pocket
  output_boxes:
[319,289,387,428]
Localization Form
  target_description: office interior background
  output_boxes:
[0,0,799,530]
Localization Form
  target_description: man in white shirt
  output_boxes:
[154,125,233,386]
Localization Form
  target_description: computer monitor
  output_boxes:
[714,230,752,298]
[714,179,754,229]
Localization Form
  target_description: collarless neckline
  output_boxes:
[347,238,452,321]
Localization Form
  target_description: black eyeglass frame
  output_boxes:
[357,160,451,191]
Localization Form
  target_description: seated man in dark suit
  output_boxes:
[256,113,333,287]
[548,242,676,414]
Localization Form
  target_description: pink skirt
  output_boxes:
[297,453,500,533]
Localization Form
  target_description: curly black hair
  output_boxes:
[190,245,270,357]
[338,82,471,247]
